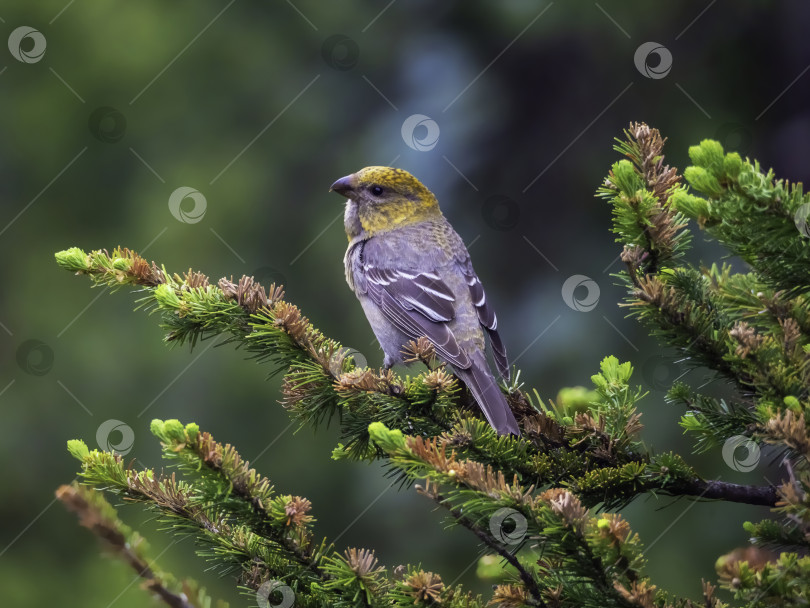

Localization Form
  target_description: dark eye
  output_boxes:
[369,185,384,196]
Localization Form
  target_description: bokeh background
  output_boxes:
[1,1,808,606]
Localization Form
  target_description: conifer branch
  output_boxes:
[369,422,676,607]
[64,420,495,607]
[424,486,545,606]
[56,483,222,608]
[54,247,778,508]
[598,122,808,466]
[683,479,778,506]
[598,122,810,608]
[55,122,810,607]
[149,419,331,580]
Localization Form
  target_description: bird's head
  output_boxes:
[330,166,441,238]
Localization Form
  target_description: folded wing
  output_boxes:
[460,263,510,380]
[363,265,472,370]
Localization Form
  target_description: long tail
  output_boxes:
[456,353,520,436]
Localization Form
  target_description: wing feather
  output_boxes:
[363,264,471,369]
[461,264,510,380]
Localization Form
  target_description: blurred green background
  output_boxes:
[1,1,806,605]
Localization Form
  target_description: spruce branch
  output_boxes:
[66,427,334,604]
[423,485,546,607]
[388,565,485,607]
[369,422,679,608]
[56,246,778,511]
[56,483,223,608]
[742,473,810,558]
[149,419,330,579]
[57,123,810,608]
[64,420,494,608]
[596,122,810,608]
[598,121,691,275]
[672,140,810,297]
[598,123,809,467]
[684,479,777,506]
[715,548,810,607]
[669,383,759,453]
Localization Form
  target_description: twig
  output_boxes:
[56,484,197,608]
[431,491,546,607]
[683,479,778,507]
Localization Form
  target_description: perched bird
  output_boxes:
[330,166,520,436]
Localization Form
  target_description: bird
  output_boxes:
[330,166,520,436]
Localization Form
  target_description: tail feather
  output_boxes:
[456,354,520,436]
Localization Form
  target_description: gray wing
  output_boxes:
[459,261,510,380]
[353,243,472,370]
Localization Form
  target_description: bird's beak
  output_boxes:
[329,174,355,197]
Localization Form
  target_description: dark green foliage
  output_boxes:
[669,383,758,453]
